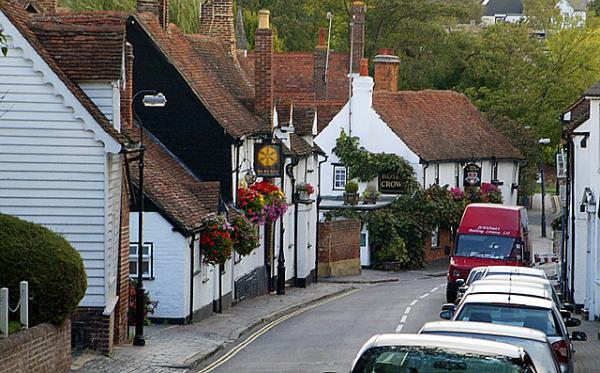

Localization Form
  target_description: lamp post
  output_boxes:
[132,91,167,347]
[539,138,551,238]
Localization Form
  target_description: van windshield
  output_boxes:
[455,235,517,260]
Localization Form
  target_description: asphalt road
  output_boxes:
[200,276,446,373]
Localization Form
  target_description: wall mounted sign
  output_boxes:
[254,143,283,178]
[463,163,482,187]
[378,172,404,194]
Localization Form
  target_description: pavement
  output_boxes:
[528,194,600,373]
[320,259,448,284]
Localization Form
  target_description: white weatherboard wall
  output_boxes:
[0,13,121,308]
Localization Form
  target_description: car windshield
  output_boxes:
[352,346,531,373]
[455,235,517,260]
[423,331,559,373]
[455,304,561,337]
[466,270,485,286]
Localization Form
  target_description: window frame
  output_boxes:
[129,242,154,280]
[333,164,348,191]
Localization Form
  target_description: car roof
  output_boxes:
[365,333,525,358]
[469,282,551,298]
[461,293,554,308]
[419,321,549,343]
[485,266,547,277]
[483,275,551,285]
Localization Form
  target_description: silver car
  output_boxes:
[419,320,561,373]
[351,333,537,372]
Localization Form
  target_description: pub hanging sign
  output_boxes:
[254,143,283,178]
[378,172,404,194]
[463,163,482,187]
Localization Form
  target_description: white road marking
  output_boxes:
[419,293,430,299]
[400,315,408,323]
[404,307,411,314]
[395,324,404,333]
[409,299,418,306]
[431,286,439,292]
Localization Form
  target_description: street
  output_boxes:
[201,276,446,373]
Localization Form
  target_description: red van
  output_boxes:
[446,203,532,303]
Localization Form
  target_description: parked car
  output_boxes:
[419,321,561,373]
[455,266,488,302]
[351,333,537,373]
[447,204,532,303]
[441,293,587,373]
[481,265,547,279]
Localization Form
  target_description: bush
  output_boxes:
[0,214,87,325]
[551,215,562,231]
[345,180,359,193]
[374,236,410,267]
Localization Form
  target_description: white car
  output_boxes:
[482,265,547,279]
[351,333,537,372]
[419,321,561,373]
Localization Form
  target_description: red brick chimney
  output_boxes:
[137,0,169,29]
[254,10,274,127]
[359,58,369,77]
[351,1,366,74]
[199,0,236,51]
[36,0,57,13]
[121,42,134,131]
[314,27,327,100]
[374,48,400,92]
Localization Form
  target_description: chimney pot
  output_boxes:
[258,9,270,30]
[359,58,369,77]
[318,27,326,47]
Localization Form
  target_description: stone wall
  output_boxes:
[0,319,71,373]
[318,219,361,277]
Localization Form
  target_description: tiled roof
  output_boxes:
[584,80,600,97]
[1,2,126,144]
[29,15,126,81]
[563,98,590,132]
[125,126,220,234]
[135,13,269,138]
[289,133,314,157]
[483,0,523,16]
[373,90,524,162]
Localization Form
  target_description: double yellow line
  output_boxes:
[196,288,360,373]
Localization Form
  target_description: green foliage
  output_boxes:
[373,236,409,266]
[0,214,87,325]
[345,180,359,193]
[231,216,260,256]
[8,321,21,334]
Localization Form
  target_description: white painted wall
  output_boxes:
[556,0,587,26]
[104,153,123,313]
[0,14,121,308]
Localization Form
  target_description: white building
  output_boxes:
[315,51,524,266]
[556,0,587,26]
[562,83,600,319]
[482,0,526,25]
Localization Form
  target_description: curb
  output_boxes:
[184,286,357,370]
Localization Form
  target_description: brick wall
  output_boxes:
[313,28,327,100]
[114,171,131,344]
[254,26,274,125]
[374,49,400,93]
[351,1,366,74]
[318,219,361,277]
[424,228,452,263]
[71,308,114,355]
[137,0,169,29]
[0,319,71,373]
[199,0,235,51]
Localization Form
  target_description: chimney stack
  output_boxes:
[254,10,274,127]
[137,0,169,29]
[373,48,400,92]
[351,1,366,74]
[314,27,328,100]
[121,42,135,131]
[199,0,236,52]
[37,0,57,13]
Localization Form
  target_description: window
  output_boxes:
[431,227,440,248]
[360,233,367,247]
[129,242,153,279]
[333,165,347,190]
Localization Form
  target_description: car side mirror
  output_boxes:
[441,303,456,311]
[571,331,587,341]
[565,317,581,327]
[440,310,454,320]
[562,303,575,312]
[456,279,465,287]
[560,310,571,319]
[444,245,451,256]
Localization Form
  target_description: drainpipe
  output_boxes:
[189,233,196,322]
[234,140,243,204]
[570,138,576,304]
[315,154,329,283]
[286,157,300,286]
[562,140,570,300]
[277,168,287,295]
[422,162,429,188]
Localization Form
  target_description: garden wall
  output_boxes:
[424,228,452,263]
[318,219,361,277]
[0,319,71,373]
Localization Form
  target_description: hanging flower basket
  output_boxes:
[237,181,288,224]
[231,216,260,256]
[201,215,233,266]
[296,182,315,200]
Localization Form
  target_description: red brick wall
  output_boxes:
[199,0,235,51]
[71,308,114,355]
[255,26,274,125]
[137,0,169,28]
[424,228,452,263]
[351,2,366,74]
[0,319,71,373]
[37,0,57,12]
[318,219,361,264]
[114,168,131,344]
[374,49,399,93]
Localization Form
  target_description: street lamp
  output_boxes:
[132,90,167,347]
[539,138,551,238]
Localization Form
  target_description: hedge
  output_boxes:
[0,214,87,325]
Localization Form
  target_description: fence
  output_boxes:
[0,281,29,338]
